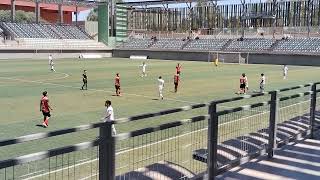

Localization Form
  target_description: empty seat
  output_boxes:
[150,38,186,49]
[184,39,229,51]
[119,38,154,49]
[226,38,275,52]
[0,22,91,39]
[273,38,320,53]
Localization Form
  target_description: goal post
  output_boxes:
[207,51,249,64]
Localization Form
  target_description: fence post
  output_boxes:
[99,122,115,180]
[268,91,278,158]
[310,83,317,139]
[207,102,218,179]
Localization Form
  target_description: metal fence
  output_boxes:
[0,82,319,180]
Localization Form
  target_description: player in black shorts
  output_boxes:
[238,73,247,94]
[81,70,88,90]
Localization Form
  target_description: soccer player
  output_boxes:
[39,91,52,128]
[238,73,247,94]
[214,58,219,67]
[139,62,147,77]
[115,73,121,96]
[173,73,180,93]
[244,74,249,92]
[103,100,116,135]
[283,65,288,79]
[260,73,266,93]
[158,76,165,100]
[176,63,182,75]
[49,54,55,72]
[81,70,87,90]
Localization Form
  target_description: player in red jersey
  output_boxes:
[176,63,182,75]
[173,73,180,93]
[115,73,121,96]
[39,91,52,128]
[237,73,247,94]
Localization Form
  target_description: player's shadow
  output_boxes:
[36,124,45,128]
[151,98,159,101]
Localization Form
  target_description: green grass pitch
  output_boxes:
[0,57,320,178]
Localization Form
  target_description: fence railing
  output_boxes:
[0,82,319,180]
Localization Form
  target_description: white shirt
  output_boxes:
[140,64,146,71]
[260,76,266,85]
[158,78,164,88]
[49,56,53,65]
[283,66,288,74]
[104,106,114,122]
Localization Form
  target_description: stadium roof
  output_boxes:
[1,0,90,11]
[117,0,224,6]
[5,0,99,8]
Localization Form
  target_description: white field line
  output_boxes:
[0,76,199,105]
[22,99,313,180]
[41,72,70,81]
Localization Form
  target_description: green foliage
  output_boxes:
[0,10,46,23]
[86,0,123,21]
[87,8,98,21]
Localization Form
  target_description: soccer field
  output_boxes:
[0,57,319,160]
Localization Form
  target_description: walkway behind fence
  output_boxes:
[0,82,319,180]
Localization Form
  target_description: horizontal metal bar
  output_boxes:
[278,83,312,92]
[0,122,104,147]
[213,92,267,104]
[212,82,319,105]
[115,115,208,141]
[279,91,313,101]
[0,140,99,169]
[216,101,270,116]
[116,103,206,124]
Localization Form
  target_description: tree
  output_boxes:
[86,0,123,21]
[87,8,98,21]
[0,10,46,23]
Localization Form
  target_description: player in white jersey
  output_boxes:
[102,100,116,135]
[244,74,249,92]
[283,65,288,79]
[260,73,266,93]
[158,76,165,100]
[49,54,55,72]
[139,62,147,77]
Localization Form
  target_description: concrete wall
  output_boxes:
[113,49,320,66]
[0,49,112,59]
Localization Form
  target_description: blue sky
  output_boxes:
[73,0,266,21]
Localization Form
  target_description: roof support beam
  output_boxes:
[11,0,16,22]
[35,0,40,24]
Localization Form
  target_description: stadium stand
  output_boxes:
[225,38,276,52]
[0,22,109,50]
[150,38,186,49]
[0,22,91,39]
[119,38,154,49]
[273,38,320,53]
[184,38,229,51]
[0,38,107,50]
